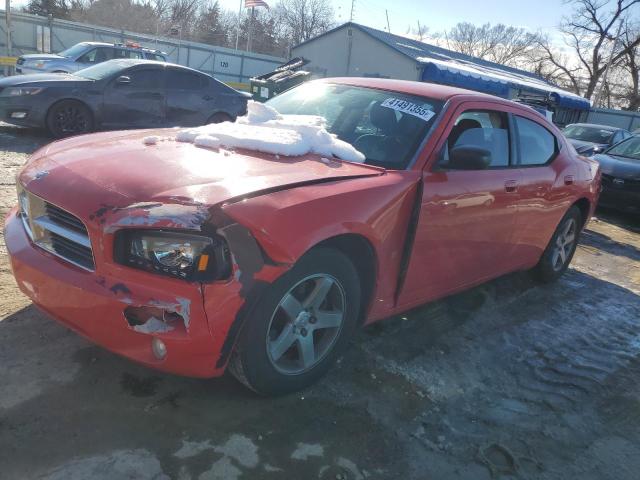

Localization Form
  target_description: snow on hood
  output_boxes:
[173,101,366,163]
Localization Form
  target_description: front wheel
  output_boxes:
[229,248,361,396]
[46,100,93,138]
[532,206,582,282]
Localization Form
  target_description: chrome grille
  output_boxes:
[18,188,95,271]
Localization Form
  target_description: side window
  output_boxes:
[115,49,143,59]
[123,68,163,89]
[78,47,114,64]
[514,116,557,166]
[440,110,510,169]
[166,69,206,90]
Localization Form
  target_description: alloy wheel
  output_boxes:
[266,274,346,375]
[551,217,577,271]
[54,105,89,135]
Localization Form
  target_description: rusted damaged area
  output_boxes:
[211,215,288,369]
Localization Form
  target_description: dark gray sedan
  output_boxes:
[563,123,632,156]
[594,135,640,213]
[0,59,250,137]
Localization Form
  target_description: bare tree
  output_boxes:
[443,22,543,67]
[620,22,640,110]
[539,0,640,100]
[273,0,334,47]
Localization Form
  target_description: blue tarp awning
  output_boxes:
[420,60,591,111]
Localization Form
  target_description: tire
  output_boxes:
[229,247,361,396]
[46,100,94,138]
[532,206,582,283]
[206,112,232,124]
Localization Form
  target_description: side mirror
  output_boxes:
[116,75,131,85]
[449,146,492,170]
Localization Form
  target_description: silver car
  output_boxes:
[16,42,167,74]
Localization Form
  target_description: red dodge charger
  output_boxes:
[5,79,601,395]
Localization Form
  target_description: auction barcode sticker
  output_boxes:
[381,98,436,122]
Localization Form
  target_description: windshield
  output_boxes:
[563,125,614,144]
[75,59,132,80]
[266,83,444,169]
[606,136,640,160]
[57,43,90,59]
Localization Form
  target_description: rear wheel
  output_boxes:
[532,206,582,282]
[46,100,93,138]
[229,248,361,396]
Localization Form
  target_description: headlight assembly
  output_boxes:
[1,87,44,97]
[115,230,231,281]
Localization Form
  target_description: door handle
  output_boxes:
[564,175,575,186]
[504,180,518,193]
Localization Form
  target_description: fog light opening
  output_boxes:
[10,111,27,119]
[152,338,167,360]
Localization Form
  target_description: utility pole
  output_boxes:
[385,9,390,33]
[234,0,242,50]
[5,0,12,76]
[246,6,254,52]
[594,20,623,108]
[349,0,355,22]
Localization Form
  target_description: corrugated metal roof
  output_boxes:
[353,23,544,82]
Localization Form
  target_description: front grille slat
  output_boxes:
[45,204,87,233]
[19,190,95,271]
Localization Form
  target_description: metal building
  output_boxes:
[291,22,591,125]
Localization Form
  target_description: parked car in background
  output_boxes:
[5,78,601,395]
[15,41,167,75]
[563,123,632,156]
[594,135,640,213]
[0,59,249,137]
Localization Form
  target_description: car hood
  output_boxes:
[20,53,65,61]
[594,153,640,179]
[568,138,608,153]
[19,129,382,230]
[0,73,88,87]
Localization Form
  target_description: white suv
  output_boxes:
[16,41,167,74]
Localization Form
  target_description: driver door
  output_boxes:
[397,103,522,307]
[102,66,166,128]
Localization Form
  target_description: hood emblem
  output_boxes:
[612,178,625,185]
[34,171,49,180]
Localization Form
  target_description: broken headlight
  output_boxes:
[115,230,230,281]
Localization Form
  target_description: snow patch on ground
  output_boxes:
[291,442,324,460]
[40,449,169,480]
[143,136,159,145]
[174,101,365,163]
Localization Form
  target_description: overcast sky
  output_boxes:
[9,0,574,37]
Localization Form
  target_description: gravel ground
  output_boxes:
[0,123,639,480]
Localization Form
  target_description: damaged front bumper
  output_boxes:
[4,207,229,377]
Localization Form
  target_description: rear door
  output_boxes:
[164,68,211,127]
[508,113,572,266]
[101,66,166,128]
[397,102,522,307]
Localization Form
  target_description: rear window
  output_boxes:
[166,69,206,90]
[515,116,557,165]
[563,125,613,144]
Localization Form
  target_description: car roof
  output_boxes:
[567,123,621,132]
[102,59,211,75]
[320,77,503,102]
[78,41,165,54]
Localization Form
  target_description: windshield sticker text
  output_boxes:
[381,98,436,122]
